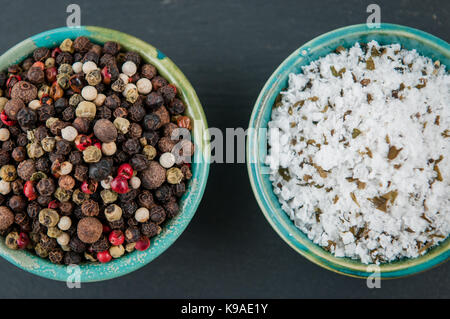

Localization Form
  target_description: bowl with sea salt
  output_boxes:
[247,23,449,278]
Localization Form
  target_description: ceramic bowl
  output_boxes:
[247,23,449,278]
[0,26,210,282]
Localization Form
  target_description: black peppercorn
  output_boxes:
[164,200,179,218]
[33,47,50,62]
[55,52,73,65]
[34,126,49,142]
[69,236,86,253]
[55,139,72,156]
[35,157,50,173]
[17,107,37,129]
[62,106,75,121]
[141,222,160,238]
[0,150,12,167]
[172,182,186,197]
[130,154,149,172]
[37,195,52,207]
[141,64,157,79]
[137,190,154,209]
[8,195,27,213]
[145,92,164,109]
[168,98,186,115]
[122,201,138,218]
[16,133,29,147]
[81,199,99,217]
[109,217,125,230]
[69,151,83,165]
[151,76,168,91]
[124,51,141,66]
[27,201,40,219]
[73,36,92,53]
[104,94,120,110]
[49,249,64,264]
[36,178,55,197]
[74,164,88,182]
[125,226,140,243]
[88,158,112,181]
[72,117,91,134]
[40,233,58,250]
[122,138,141,155]
[90,235,110,253]
[12,147,27,162]
[11,180,23,195]
[143,113,161,131]
[128,123,143,139]
[96,106,112,119]
[103,42,120,56]
[64,251,82,265]
[154,184,172,203]
[149,205,166,225]
[128,105,146,123]
[27,66,45,84]
[2,140,15,152]
[119,189,138,203]
[82,51,99,65]
[37,104,55,122]
[159,85,176,104]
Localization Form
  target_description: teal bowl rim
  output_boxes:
[247,23,449,279]
[0,26,211,282]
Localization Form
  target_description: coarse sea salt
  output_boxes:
[266,41,449,264]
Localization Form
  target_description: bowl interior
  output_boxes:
[247,23,449,278]
[0,26,210,282]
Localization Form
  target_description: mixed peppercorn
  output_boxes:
[0,36,194,264]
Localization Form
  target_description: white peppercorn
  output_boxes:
[81,86,98,101]
[0,180,11,195]
[0,128,10,142]
[130,176,141,189]
[72,61,83,73]
[101,141,117,156]
[57,232,70,246]
[135,207,149,223]
[159,152,175,168]
[136,78,152,94]
[82,61,97,74]
[122,61,137,77]
[58,216,72,231]
[61,126,78,142]
[94,93,106,106]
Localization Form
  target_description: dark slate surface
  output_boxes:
[0,0,448,298]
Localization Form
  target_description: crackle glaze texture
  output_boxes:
[247,23,449,278]
[0,26,210,282]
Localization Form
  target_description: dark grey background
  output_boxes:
[0,0,448,298]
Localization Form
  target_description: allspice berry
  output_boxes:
[93,119,117,143]
[4,98,25,120]
[77,217,103,244]
[0,206,14,231]
[140,161,166,190]
[11,81,38,104]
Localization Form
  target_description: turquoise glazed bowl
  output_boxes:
[247,23,449,278]
[0,26,210,282]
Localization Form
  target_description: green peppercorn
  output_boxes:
[0,165,17,182]
[5,232,20,250]
[54,187,72,203]
[100,189,117,204]
[83,146,102,163]
[39,208,60,227]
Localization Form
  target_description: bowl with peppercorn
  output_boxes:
[0,26,210,281]
[247,24,449,278]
